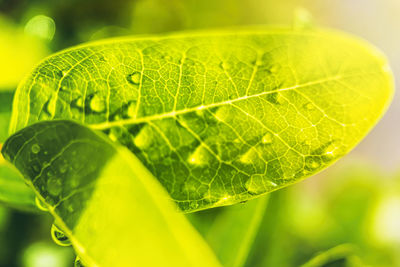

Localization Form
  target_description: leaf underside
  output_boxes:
[1,120,221,267]
[8,28,394,212]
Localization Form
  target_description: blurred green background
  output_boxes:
[0,0,399,266]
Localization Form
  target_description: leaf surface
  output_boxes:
[9,28,394,211]
[1,120,221,267]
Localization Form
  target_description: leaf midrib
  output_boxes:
[89,73,363,130]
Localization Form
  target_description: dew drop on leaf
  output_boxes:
[46,95,57,117]
[126,72,141,85]
[305,156,321,170]
[239,148,257,164]
[245,174,276,195]
[267,92,284,105]
[219,61,232,70]
[74,256,85,267]
[35,196,48,211]
[261,133,273,144]
[31,144,40,154]
[59,163,68,174]
[90,95,105,112]
[75,97,84,108]
[190,202,199,209]
[163,55,172,61]
[188,145,211,166]
[47,176,62,196]
[133,127,153,149]
[304,102,315,110]
[254,59,263,66]
[31,163,41,173]
[214,106,231,122]
[51,224,71,246]
[126,101,137,118]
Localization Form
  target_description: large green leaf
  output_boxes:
[1,120,221,267]
[9,28,394,212]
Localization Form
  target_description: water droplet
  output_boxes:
[126,101,137,118]
[35,196,48,211]
[188,145,211,166]
[305,156,321,170]
[261,133,273,144]
[47,176,62,196]
[164,55,172,61]
[76,97,84,108]
[90,95,105,112]
[134,126,153,149]
[51,224,71,246]
[214,106,231,122]
[239,148,257,164]
[127,72,141,85]
[46,95,57,117]
[32,163,40,173]
[219,61,232,70]
[269,65,279,73]
[245,174,277,195]
[59,164,68,174]
[195,105,205,117]
[74,257,85,267]
[190,202,199,210]
[267,92,284,105]
[323,144,335,155]
[214,194,235,206]
[31,144,40,154]
[304,102,315,110]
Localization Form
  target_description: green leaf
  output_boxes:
[0,91,13,142]
[9,28,394,212]
[1,120,221,267]
[0,160,36,211]
[205,197,269,267]
[0,91,36,210]
[301,244,362,267]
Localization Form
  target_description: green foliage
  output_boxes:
[0,91,13,142]
[0,161,36,211]
[1,120,220,267]
[301,244,362,267]
[0,91,36,211]
[0,15,49,90]
[243,162,400,267]
[8,28,393,213]
[204,197,269,267]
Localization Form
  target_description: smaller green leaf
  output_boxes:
[1,120,221,267]
[205,197,269,267]
[0,91,13,142]
[0,159,36,211]
[301,244,362,267]
[0,91,36,211]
